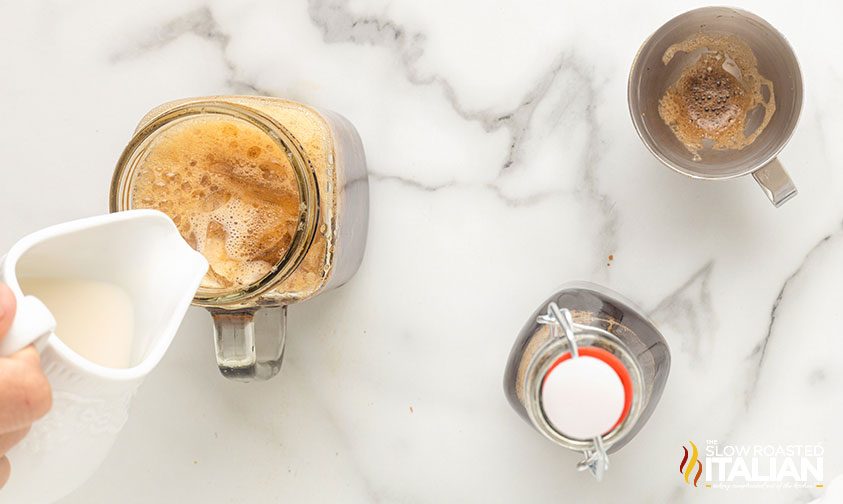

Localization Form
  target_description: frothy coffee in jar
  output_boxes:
[130,116,301,291]
[658,32,775,160]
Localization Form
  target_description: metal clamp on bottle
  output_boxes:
[525,303,643,481]
[539,304,610,479]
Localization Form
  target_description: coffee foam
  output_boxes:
[130,115,300,291]
[658,32,776,160]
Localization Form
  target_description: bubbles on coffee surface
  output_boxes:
[658,32,776,160]
[130,116,301,291]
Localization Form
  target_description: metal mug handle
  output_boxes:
[209,306,287,382]
[752,158,797,207]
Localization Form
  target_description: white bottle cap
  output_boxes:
[541,355,626,440]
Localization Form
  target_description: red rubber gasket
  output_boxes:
[541,347,633,434]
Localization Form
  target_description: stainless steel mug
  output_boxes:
[628,7,803,207]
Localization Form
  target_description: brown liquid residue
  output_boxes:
[658,32,775,160]
[131,116,301,291]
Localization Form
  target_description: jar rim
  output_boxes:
[523,323,645,452]
[109,100,321,307]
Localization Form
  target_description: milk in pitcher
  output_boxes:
[18,277,134,368]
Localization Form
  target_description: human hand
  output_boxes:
[0,283,51,489]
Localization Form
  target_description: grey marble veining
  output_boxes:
[0,0,841,502]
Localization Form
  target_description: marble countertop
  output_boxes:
[1,0,842,502]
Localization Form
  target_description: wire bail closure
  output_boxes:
[537,302,611,481]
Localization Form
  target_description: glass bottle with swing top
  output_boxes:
[503,282,671,480]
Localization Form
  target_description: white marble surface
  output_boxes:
[1,0,842,502]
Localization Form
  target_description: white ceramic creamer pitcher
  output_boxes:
[0,210,207,504]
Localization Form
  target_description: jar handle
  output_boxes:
[209,306,286,382]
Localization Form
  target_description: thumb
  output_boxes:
[0,284,17,341]
[8,345,41,368]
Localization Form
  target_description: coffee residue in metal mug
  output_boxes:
[657,32,775,160]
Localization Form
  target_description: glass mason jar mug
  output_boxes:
[110,96,369,381]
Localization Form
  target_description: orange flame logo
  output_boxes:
[680,441,703,487]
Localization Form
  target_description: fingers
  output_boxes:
[0,357,52,433]
[0,283,16,340]
[0,284,46,490]
[0,456,9,488]
[0,427,29,456]
[8,346,40,368]
[0,427,32,491]
[0,283,48,429]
